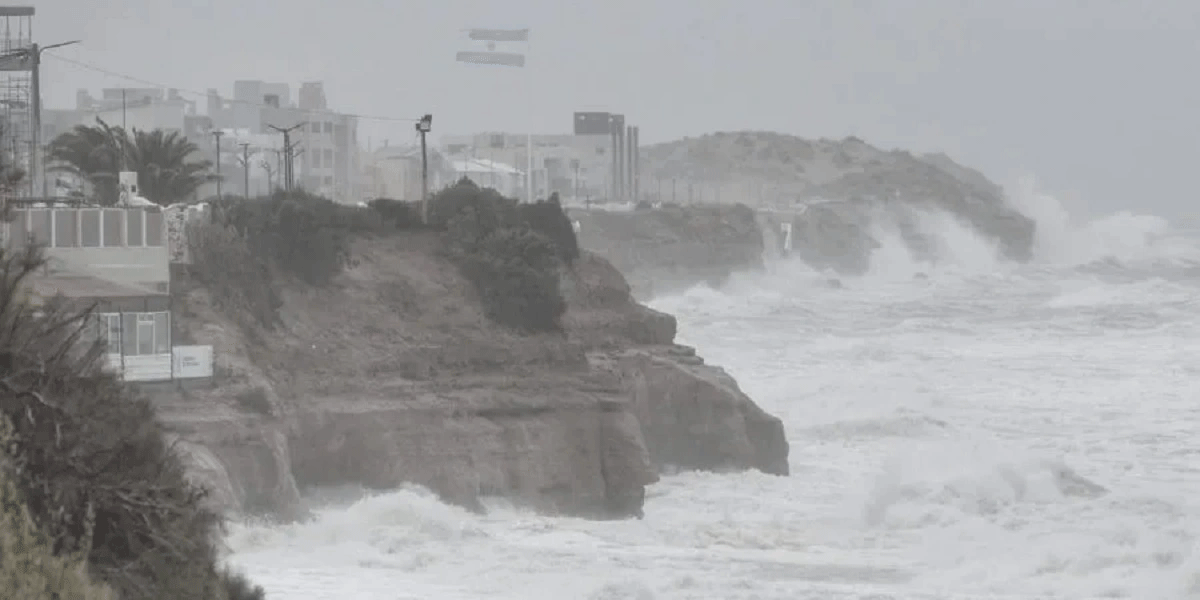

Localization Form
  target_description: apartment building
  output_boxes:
[207,81,361,203]
[440,129,613,201]
[363,144,456,201]
[3,190,212,381]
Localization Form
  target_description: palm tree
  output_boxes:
[126,128,219,206]
[45,118,125,204]
[46,118,218,206]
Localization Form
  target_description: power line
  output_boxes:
[43,52,422,124]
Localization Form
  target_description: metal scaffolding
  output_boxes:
[0,7,32,196]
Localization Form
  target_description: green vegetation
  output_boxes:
[430,180,579,333]
[0,243,264,600]
[0,447,115,600]
[187,182,580,334]
[188,191,382,328]
[47,119,217,206]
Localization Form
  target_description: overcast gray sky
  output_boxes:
[33,0,1200,219]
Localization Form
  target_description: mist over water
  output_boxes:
[224,178,1200,599]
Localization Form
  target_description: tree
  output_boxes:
[47,119,217,206]
[0,241,264,599]
[45,118,126,205]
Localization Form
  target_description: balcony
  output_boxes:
[5,206,169,294]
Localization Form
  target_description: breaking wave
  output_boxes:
[789,175,1200,283]
[223,174,1200,599]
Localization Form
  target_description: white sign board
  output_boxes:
[173,345,214,379]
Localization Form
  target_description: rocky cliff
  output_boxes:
[639,132,1035,275]
[568,203,764,299]
[153,232,788,521]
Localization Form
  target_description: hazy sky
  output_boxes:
[32,0,1200,219]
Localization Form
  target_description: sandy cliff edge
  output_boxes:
[152,234,788,520]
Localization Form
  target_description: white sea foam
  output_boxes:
[225,179,1200,599]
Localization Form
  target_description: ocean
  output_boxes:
[223,179,1200,599]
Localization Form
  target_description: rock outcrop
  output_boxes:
[640,132,1035,275]
[151,234,788,520]
[569,203,764,298]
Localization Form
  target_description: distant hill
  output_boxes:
[639,132,1034,273]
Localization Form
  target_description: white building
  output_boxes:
[449,157,524,199]
[363,144,455,201]
[209,81,362,203]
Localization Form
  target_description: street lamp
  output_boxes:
[415,114,432,224]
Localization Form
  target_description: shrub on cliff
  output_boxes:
[431,179,569,333]
[368,198,424,230]
[186,220,283,329]
[220,190,379,286]
[517,192,580,266]
[0,243,264,599]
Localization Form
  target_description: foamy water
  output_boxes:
[225,180,1200,599]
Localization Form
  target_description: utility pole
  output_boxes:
[237,142,253,197]
[211,130,225,203]
[4,39,81,198]
[268,123,304,193]
[284,142,304,192]
[415,114,432,223]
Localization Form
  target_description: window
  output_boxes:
[153,312,170,353]
[108,311,170,356]
[53,210,78,247]
[146,210,164,246]
[323,148,333,167]
[28,210,49,244]
[121,313,137,355]
[136,314,154,355]
[323,176,333,186]
[80,210,101,247]
[311,122,321,133]
[97,314,121,354]
[7,211,27,248]
[126,209,144,246]
[102,210,123,246]
[323,121,333,134]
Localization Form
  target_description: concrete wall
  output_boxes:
[7,207,170,293]
[46,246,170,293]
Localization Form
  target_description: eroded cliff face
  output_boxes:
[154,234,788,521]
[569,204,765,299]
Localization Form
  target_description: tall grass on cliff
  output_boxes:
[0,243,263,599]
[429,179,580,333]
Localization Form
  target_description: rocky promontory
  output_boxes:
[152,194,788,521]
[569,203,764,298]
[632,132,1035,275]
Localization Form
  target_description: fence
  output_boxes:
[104,345,214,382]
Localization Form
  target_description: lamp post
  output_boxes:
[415,114,432,224]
